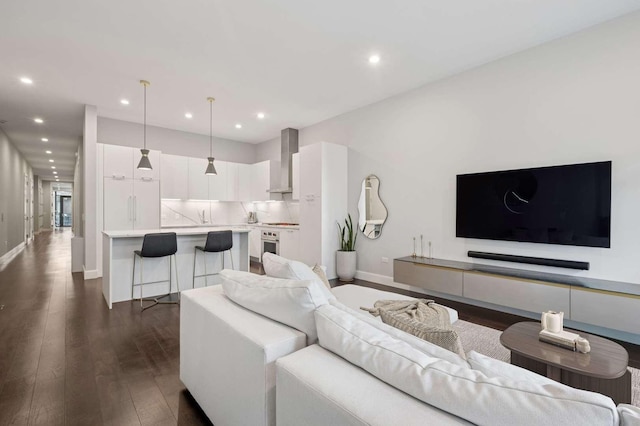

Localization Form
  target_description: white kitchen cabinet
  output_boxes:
[249,226,262,260]
[132,179,160,229]
[103,145,160,180]
[237,163,252,202]
[104,178,133,231]
[160,154,188,199]
[292,153,300,201]
[279,229,300,261]
[188,157,209,200]
[251,160,281,202]
[225,162,239,201]
[103,144,134,179]
[103,178,159,231]
[208,160,228,201]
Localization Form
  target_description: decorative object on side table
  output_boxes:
[538,310,591,353]
[336,214,357,282]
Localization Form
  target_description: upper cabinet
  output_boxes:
[251,160,281,202]
[160,154,188,199]
[208,160,228,201]
[237,164,252,202]
[103,144,160,180]
[188,157,209,200]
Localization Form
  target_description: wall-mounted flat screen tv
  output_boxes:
[456,161,611,248]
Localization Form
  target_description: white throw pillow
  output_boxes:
[618,404,640,426]
[262,252,335,301]
[220,269,329,344]
[467,350,556,386]
[315,304,618,426]
[330,299,469,368]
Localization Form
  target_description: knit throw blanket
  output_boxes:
[362,299,465,357]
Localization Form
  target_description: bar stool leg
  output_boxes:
[140,257,144,311]
[173,254,180,302]
[131,253,137,301]
[204,251,208,287]
[192,247,197,289]
[230,249,234,270]
[168,252,173,295]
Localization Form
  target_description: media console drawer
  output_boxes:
[571,288,640,335]
[463,272,570,314]
[393,260,463,296]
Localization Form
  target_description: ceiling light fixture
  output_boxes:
[185,112,193,119]
[41,138,48,142]
[34,118,44,124]
[204,97,217,175]
[121,99,130,105]
[51,166,56,169]
[257,112,265,119]
[137,80,153,170]
[369,55,381,64]
[45,150,52,154]
[235,123,242,129]
[49,159,54,163]
[53,171,57,175]
[20,77,33,85]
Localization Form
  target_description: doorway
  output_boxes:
[53,182,73,228]
[58,196,72,227]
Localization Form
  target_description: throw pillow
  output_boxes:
[262,252,335,301]
[315,304,618,426]
[363,299,465,358]
[312,264,332,290]
[220,269,329,344]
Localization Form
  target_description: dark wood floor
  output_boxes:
[2,233,638,426]
[0,229,210,426]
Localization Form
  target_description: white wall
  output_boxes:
[83,105,98,278]
[0,127,33,257]
[256,12,640,285]
[98,117,256,164]
[42,181,52,230]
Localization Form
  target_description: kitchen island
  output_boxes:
[102,227,250,309]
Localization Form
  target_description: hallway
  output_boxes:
[0,230,210,425]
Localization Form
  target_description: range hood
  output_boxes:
[268,128,299,193]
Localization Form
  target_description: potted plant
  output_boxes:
[336,214,357,282]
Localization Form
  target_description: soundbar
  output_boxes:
[467,251,589,270]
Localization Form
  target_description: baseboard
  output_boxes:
[83,267,99,280]
[0,242,26,264]
[354,270,394,286]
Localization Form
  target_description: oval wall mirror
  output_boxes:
[358,175,388,239]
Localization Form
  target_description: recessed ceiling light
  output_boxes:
[51,166,56,169]
[49,159,54,163]
[41,138,48,142]
[55,179,59,181]
[120,99,130,105]
[235,123,242,129]
[368,55,381,64]
[185,112,193,119]
[45,150,52,154]
[20,77,33,85]
[257,112,265,119]
[52,171,57,175]
[34,118,44,124]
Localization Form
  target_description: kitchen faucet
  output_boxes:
[198,209,208,224]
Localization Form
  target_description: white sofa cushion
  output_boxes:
[330,299,469,368]
[315,304,619,426]
[262,252,335,301]
[220,269,329,344]
[467,350,556,386]
[618,404,640,426]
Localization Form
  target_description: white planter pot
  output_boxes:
[336,251,357,282]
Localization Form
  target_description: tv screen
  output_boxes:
[456,161,611,248]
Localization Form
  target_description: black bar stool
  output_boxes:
[192,230,234,288]
[131,232,180,311]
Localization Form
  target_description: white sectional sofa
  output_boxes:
[180,270,640,426]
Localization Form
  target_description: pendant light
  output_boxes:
[204,96,217,175]
[137,80,153,170]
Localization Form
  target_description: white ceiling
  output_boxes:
[1,0,639,180]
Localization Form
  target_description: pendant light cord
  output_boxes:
[209,98,213,157]
[143,83,147,150]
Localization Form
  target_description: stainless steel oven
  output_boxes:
[261,230,280,259]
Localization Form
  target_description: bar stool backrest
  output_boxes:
[140,232,178,258]
[204,230,233,253]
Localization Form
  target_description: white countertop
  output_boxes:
[249,223,300,230]
[103,226,251,238]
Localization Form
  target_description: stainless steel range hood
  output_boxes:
[268,128,298,193]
